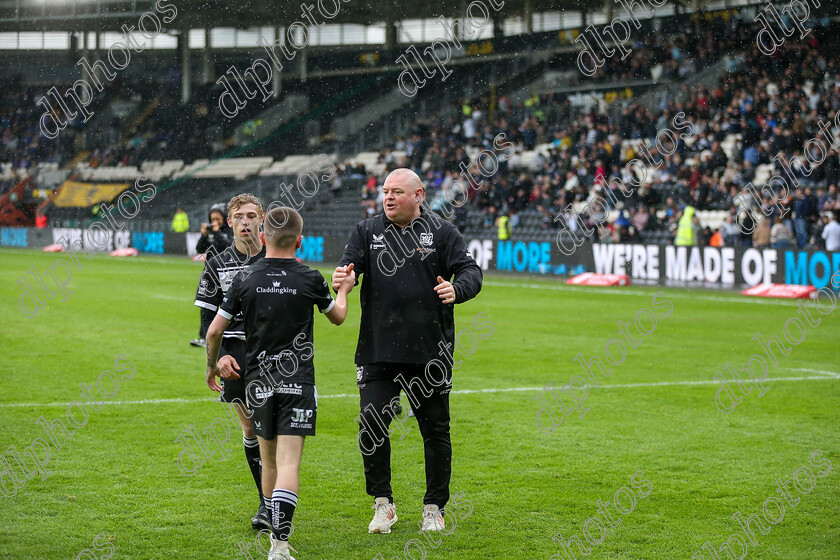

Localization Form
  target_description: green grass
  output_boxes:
[0,248,838,560]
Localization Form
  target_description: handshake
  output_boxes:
[331,263,356,293]
[330,262,457,304]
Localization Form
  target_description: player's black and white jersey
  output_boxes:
[338,208,483,366]
[194,244,266,340]
[218,258,335,385]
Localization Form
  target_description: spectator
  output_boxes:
[770,216,795,248]
[818,184,838,212]
[454,205,469,233]
[693,213,704,246]
[664,198,679,224]
[632,205,650,232]
[482,206,497,229]
[702,226,714,247]
[329,170,344,196]
[195,206,233,256]
[615,210,631,231]
[752,217,771,249]
[675,206,696,246]
[793,187,818,247]
[172,207,190,232]
[822,211,840,251]
[721,214,741,247]
[496,211,512,240]
[563,171,579,192]
[509,209,520,230]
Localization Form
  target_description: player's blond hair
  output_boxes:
[227,193,264,218]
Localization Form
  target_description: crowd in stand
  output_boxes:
[353,17,840,251]
[3,10,840,253]
[0,76,238,176]
[0,76,81,170]
[564,10,755,83]
[0,10,756,177]
[0,77,168,171]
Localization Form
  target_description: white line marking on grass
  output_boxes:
[151,294,191,301]
[592,376,839,389]
[483,281,799,306]
[1,376,836,408]
[448,375,840,392]
[0,396,214,408]
[791,368,840,377]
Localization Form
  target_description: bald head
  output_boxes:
[382,168,425,227]
[385,168,425,192]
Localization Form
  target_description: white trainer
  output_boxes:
[368,497,398,533]
[268,534,296,560]
[420,504,445,531]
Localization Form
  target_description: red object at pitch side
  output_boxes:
[42,244,65,252]
[109,248,139,257]
[741,283,816,299]
[566,273,630,286]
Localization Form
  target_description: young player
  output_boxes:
[206,206,355,560]
[195,193,269,529]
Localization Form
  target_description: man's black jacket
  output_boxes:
[338,209,483,366]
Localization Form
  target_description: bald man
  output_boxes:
[332,168,483,534]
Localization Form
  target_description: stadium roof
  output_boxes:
[0,0,698,32]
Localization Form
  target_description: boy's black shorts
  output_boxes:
[246,379,318,439]
[219,337,247,404]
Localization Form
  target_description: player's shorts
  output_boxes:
[246,380,318,439]
[219,337,247,404]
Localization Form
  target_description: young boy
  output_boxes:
[206,207,355,560]
[195,193,268,529]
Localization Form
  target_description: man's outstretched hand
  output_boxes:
[339,263,356,292]
[332,265,356,292]
[435,276,455,304]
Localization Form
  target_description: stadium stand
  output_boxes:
[337,18,840,250]
[1,2,839,254]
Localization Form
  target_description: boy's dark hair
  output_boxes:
[264,206,303,249]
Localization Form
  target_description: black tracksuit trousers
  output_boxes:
[356,363,452,508]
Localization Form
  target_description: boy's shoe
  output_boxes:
[268,534,295,560]
[189,338,206,348]
[252,503,271,530]
[368,497,398,533]
[420,504,445,531]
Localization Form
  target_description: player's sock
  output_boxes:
[243,436,263,498]
[262,493,272,513]
[271,488,298,541]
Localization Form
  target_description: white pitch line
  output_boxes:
[0,376,837,408]
[483,280,800,306]
[791,368,840,378]
[150,294,190,301]
[0,396,213,408]
[590,375,839,389]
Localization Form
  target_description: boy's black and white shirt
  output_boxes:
[194,244,266,340]
[218,258,335,386]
